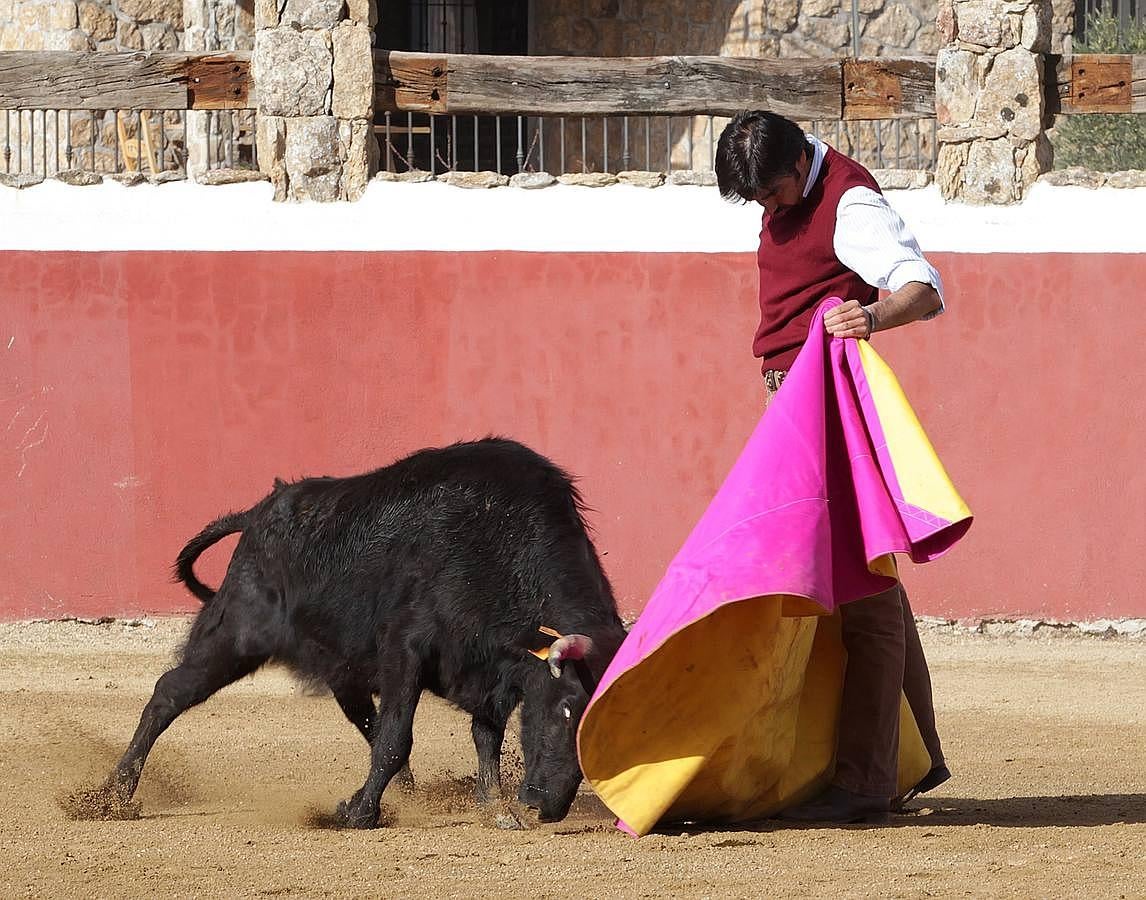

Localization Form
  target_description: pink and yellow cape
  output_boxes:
[577,299,972,837]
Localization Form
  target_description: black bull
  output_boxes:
[90,438,626,827]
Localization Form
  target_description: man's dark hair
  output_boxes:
[715,111,809,203]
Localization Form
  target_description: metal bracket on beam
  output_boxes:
[1071,55,1132,112]
[187,56,250,110]
[376,53,449,114]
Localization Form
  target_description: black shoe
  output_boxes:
[892,764,951,811]
[777,785,890,825]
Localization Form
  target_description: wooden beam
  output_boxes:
[0,51,253,110]
[1056,54,1146,114]
[376,51,843,119]
[842,57,935,119]
[8,49,1140,121]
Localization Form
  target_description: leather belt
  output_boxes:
[763,369,788,393]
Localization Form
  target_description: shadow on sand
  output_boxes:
[889,793,1146,828]
[682,793,1146,834]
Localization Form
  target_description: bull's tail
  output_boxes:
[173,511,249,603]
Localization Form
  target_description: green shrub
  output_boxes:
[1053,12,1146,171]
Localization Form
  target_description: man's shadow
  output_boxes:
[889,793,1146,828]
[630,794,1146,836]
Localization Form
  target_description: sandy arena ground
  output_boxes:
[0,618,1142,899]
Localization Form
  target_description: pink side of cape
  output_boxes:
[588,298,970,728]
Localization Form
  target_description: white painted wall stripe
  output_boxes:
[1,179,1144,254]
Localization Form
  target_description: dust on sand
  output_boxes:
[1,618,1143,899]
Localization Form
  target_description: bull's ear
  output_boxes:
[546,634,594,679]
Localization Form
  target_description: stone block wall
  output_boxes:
[0,0,181,51]
[531,1,1073,68]
[533,0,940,59]
[253,0,376,200]
[934,0,1052,203]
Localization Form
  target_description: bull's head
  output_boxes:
[517,632,607,822]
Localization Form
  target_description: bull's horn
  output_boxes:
[547,634,594,679]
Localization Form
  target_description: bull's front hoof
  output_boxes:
[493,811,527,830]
[60,786,141,821]
[334,799,380,830]
[477,797,530,830]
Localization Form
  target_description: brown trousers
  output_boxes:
[765,371,944,798]
[834,584,944,797]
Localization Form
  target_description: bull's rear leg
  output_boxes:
[95,598,270,812]
[335,657,421,828]
[328,680,414,793]
[329,681,376,743]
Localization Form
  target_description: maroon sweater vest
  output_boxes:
[754,146,881,372]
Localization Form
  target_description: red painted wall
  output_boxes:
[3,250,1143,621]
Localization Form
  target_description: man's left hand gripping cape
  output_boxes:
[576,299,972,837]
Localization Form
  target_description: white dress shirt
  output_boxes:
[804,136,945,316]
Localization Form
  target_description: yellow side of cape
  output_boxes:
[856,340,972,525]
[578,595,930,836]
